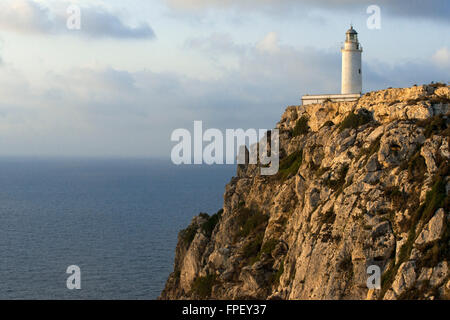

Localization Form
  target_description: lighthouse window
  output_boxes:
[358,69,361,74]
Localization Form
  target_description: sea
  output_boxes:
[0,158,235,299]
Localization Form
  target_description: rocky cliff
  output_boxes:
[160,84,450,300]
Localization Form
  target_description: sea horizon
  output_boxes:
[0,157,236,299]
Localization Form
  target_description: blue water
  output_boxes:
[0,158,235,299]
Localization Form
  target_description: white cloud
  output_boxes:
[0,0,155,39]
[432,47,450,69]
[0,32,447,157]
[0,0,53,34]
[184,33,242,55]
[165,0,450,21]
[256,32,280,54]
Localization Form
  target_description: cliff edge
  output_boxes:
[160,83,450,300]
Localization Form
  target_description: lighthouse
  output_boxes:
[301,25,363,105]
[341,26,362,94]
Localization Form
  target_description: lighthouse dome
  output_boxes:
[346,26,358,34]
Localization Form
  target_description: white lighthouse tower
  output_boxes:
[301,25,363,105]
[341,25,362,94]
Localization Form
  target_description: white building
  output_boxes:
[302,26,363,106]
[341,26,363,94]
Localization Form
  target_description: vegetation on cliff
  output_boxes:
[161,83,449,300]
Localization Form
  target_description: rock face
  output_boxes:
[160,84,450,300]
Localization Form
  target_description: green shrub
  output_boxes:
[420,175,446,224]
[418,168,449,269]
[320,209,336,225]
[315,166,330,178]
[366,137,381,156]
[416,115,448,138]
[338,256,353,272]
[428,82,447,88]
[357,136,381,164]
[201,209,223,238]
[260,239,279,256]
[199,212,209,219]
[191,274,216,298]
[321,120,335,129]
[381,169,449,299]
[238,208,269,238]
[407,152,427,182]
[325,164,349,192]
[243,237,280,266]
[181,224,197,247]
[338,111,372,132]
[272,261,284,285]
[384,185,406,211]
[292,116,310,136]
[396,279,440,300]
[421,243,440,268]
[242,233,264,263]
[277,150,303,180]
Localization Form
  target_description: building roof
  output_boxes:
[346,26,358,34]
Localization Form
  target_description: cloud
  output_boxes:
[0,32,447,157]
[0,0,54,34]
[256,32,280,54]
[75,5,155,39]
[184,33,242,56]
[432,47,450,70]
[0,0,155,39]
[166,0,450,22]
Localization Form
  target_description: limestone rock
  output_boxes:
[391,261,416,297]
[160,84,450,300]
[415,208,445,247]
[430,261,448,287]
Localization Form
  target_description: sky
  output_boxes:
[0,0,449,158]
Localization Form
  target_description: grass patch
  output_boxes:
[242,233,264,265]
[321,120,335,129]
[380,168,449,299]
[400,150,427,183]
[418,162,450,269]
[338,111,372,132]
[180,224,198,247]
[315,166,331,178]
[416,115,449,138]
[396,279,440,300]
[243,237,280,266]
[292,116,310,136]
[338,256,353,273]
[260,238,279,256]
[191,274,216,298]
[325,164,349,193]
[201,209,223,238]
[421,175,447,224]
[271,261,284,285]
[428,82,447,88]
[320,208,336,225]
[420,242,441,268]
[277,150,303,180]
[237,208,269,238]
[357,137,381,164]
[384,185,407,211]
